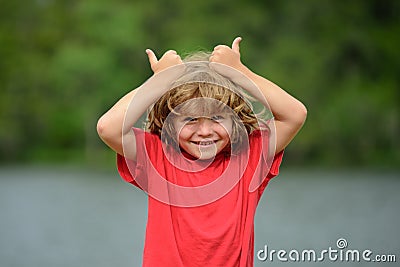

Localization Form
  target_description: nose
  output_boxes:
[196,118,214,136]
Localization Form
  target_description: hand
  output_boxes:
[209,37,245,72]
[146,49,183,74]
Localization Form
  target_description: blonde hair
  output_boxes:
[146,51,266,151]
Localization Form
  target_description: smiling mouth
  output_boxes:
[191,140,217,146]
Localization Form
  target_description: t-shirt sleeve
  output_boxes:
[257,150,284,196]
[247,128,285,195]
[116,128,156,190]
[117,153,141,188]
[267,150,284,179]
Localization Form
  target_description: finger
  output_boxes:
[146,49,158,67]
[164,50,177,56]
[232,37,242,53]
[213,45,230,51]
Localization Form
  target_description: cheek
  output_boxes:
[176,125,193,141]
[219,121,233,138]
[173,120,185,139]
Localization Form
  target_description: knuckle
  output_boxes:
[217,45,229,50]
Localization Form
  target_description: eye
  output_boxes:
[183,117,197,122]
[211,115,224,121]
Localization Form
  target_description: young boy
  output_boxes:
[97,37,307,266]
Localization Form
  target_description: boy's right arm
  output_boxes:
[96,49,183,161]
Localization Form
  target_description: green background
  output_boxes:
[1,0,399,169]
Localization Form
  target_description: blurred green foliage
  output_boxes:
[0,0,399,168]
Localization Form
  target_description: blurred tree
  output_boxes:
[0,0,398,169]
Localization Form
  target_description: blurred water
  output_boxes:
[0,167,398,267]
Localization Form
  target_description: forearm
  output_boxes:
[235,66,307,152]
[97,67,182,153]
[220,63,307,152]
[239,66,307,124]
[209,37,306,125]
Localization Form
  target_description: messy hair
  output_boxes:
[146,51,266,151]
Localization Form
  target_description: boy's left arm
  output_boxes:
[210,37,307,154]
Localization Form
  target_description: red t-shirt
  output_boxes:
[117,128,283,267]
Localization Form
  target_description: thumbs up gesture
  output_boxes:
[209,37,248,79]
[210,37,243,67]
[146,49,183,74]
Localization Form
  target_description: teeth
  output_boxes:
[198,141,214,145]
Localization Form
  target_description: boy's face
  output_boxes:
[173,113,233,160]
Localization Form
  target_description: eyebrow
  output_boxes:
[178,113,228,119]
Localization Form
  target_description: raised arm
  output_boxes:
[96,50,183,160]
[209,37,307,154]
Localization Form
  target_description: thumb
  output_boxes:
[232,37,242,53]
[146,49,158,68]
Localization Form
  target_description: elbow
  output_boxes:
[291,102,308,128]
[96,115,116,143]
[96,115,123,154]
[298,103,308,124]
[96,116,107,139]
